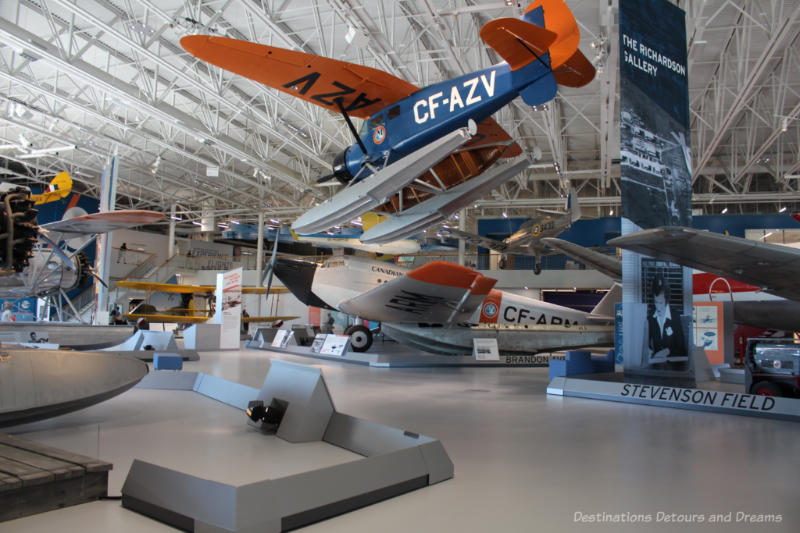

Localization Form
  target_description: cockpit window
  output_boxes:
[387,106,401,120]
[368,113,384,130]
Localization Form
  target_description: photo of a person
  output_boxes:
[645,274,686,364]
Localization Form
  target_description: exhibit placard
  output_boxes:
[310,333,327,353]
[320,334,350,356]
[619,0,693,384]
[271,329,293,348]
[472,338,500,361]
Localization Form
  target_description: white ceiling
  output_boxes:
[0,0,798,229]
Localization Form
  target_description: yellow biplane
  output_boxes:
[115,280,296,324]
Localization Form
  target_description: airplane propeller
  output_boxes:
[314,98,369,185]
[260,225,280,296]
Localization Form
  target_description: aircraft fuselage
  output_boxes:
[275,256,595,328]
[344,57,552,180]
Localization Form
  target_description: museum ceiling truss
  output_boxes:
[0,0,798,228]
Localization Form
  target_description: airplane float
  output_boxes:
[0,175,166,300]
[181,0,594,243]
[288,212,456,256]
[272,255,616,354]
[223,216,454,256]
[446,188,582,274]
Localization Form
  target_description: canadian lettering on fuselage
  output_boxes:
[370,266,404,278]
[413,70,497,125]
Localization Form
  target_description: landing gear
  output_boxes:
[345,324,373,352]
[534,262,542,275]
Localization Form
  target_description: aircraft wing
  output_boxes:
[338,261,496,324]
[445,228,511,253]
[116,280,288,294]
[609,227,800,301]
[181,36,418,119]
[40,210,166,235]
[541,238,622,281]
[181,36,522,155]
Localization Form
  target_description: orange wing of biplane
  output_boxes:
[181,36,418,119]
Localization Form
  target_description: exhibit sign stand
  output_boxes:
[473,338,499,361]
[319,334,350,356]
[214,267,242,350]
[270,329,295,348]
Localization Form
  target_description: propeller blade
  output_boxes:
[38,232,76,271]
[315,173,337,184]
[260,225,281,290]
[89,268,109,289]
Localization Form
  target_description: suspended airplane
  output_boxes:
[0,175,166,299]
[180,0,594,243]
[545,232,800,332]
[446,188,582,274]
[272,255,616,354]
[115,280,295,325]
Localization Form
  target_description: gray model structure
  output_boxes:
[100,330,199,361]
[122,360,453,532]
[0,322,134,350]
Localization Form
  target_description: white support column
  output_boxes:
[93,153,118,324]
[168,204,176,258]
[458,208,466,266]
[256,212,264,276]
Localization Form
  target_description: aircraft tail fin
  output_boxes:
[481,1,593,88]
[31,171,72,205]
[480,18,557,72]
[360,212,387,231]
[590,283,621,319]
[567,187,581,224]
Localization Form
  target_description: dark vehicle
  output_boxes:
[744,338,800,397]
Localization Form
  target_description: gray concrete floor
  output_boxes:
[2,346,799,532]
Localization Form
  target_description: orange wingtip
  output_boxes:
[407,261,480,288]
[554,49,595,87]
[480,18,557,71]
[471,276,497,296]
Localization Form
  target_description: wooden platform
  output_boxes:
[0,433,111,522]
